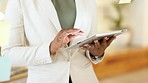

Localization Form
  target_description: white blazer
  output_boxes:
[2,0,103,83]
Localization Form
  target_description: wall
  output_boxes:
[97,0,148,47]
[128,0,148,47]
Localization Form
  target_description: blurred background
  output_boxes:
[0,0,148,83]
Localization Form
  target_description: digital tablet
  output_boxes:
[64,29,127,50]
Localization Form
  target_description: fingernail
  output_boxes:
[104,37,108,40]
[80,46,85,49]
[84,44,88,47]
[74,28,80,30]
[79,30,84,33]
[94,40,98,43]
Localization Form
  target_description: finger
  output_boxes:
[84,44,91,50]
[57,36,64,41]
[80,46,87,50]
[68,35,80,41]
[107,36,116,46]
[100,37,108,43]
[81,44,89,50]
[62,42,68,47]
[74,31,84,36]
[83,44,95,51]
[67,31,83,37]
[94,40,101,48]
[61,28,79,32]
[58,33,82,44]
[57,32,72,42]
[68,32,83,38]
[61,30,83,40]
[64,28,83,35]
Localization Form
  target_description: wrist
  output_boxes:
[89,52,104,59]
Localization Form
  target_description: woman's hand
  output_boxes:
[80,36,116,57]
[50,28,83,55]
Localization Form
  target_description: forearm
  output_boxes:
[2,43,54,66]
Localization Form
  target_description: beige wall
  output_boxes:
[128,0,148,47]
[143,0,148,46]
[97,0,148,47]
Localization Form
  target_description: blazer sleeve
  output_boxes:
[2,0,55,67]
[86,0,105,64]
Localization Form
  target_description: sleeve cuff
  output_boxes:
[86,50,104,64]
[33,43,57,65]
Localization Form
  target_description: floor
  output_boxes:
[7,67,148,83]
[100,67,148,83]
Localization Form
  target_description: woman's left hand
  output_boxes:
[80,36,116,57]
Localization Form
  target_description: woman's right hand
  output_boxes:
[50,28,83,55]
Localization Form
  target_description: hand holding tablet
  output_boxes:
[65,29,127,50]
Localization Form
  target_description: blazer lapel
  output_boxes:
[38,0,61,32]
[69,0,93,46]
[38,0,93,34]
[74,0,92,35]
